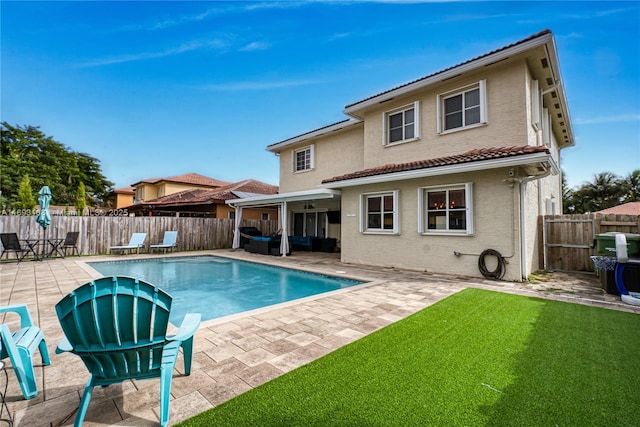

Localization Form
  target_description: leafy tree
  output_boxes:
[13,175,36,211]
[1,122,114,207]
[621,169,640,203]
[75,182,87,215]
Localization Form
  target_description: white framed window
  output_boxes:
[292,144,315,173]
[383,102,420,145]
[228,211,236,220]
[437,80,487,133]
[360,190,400,234]
[261,213,270,220]
[418,183,473,235]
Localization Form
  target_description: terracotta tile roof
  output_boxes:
[321,146,550,184]
[132,173,230,187]
[111,186,135,194]
[345,29,552,110]
[596,202,640,216]
[140,179,278,206]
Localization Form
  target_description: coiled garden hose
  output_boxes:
[478,249,507,280]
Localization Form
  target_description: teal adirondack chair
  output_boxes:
[55,276,201,427]
[0,304,51,399]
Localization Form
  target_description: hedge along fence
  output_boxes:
[0,215,279,256]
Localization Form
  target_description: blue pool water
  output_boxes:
[89,256,364,325]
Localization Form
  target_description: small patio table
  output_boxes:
[23,238,65,260]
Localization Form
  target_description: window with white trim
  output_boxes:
[418,183,473,235]
[292,144,314,172]
[361,191,399,234]
[384,102,419,145]
[438,80,487,133]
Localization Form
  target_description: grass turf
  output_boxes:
[178,288,640,426]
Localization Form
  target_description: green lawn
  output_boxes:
[178,288,640,426]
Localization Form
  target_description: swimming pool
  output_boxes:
[89,256,364,324]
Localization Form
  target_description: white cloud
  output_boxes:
[239,41,270,52]
[201,79,323,91]
[76,39,229,67]
[574,114,640,125]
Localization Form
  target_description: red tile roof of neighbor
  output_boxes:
[132,173,231,187]
[321,146,550,184]
[141,179,278,206]
[596,202,640,216]
[112,186,135,194]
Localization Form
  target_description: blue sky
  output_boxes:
[2,1,639,191]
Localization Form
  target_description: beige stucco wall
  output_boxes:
[272,53,568,280]
[359,60,530,169]
[115,193,134,209]
[278,123,364,193]
[338,169,525,281]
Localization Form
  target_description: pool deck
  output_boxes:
[1,250,638,426]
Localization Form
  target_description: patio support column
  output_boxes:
[280,201,289,257]
[232,206,243,249]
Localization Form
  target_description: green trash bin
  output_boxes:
[594,232,640,257]
[593,233,640,294]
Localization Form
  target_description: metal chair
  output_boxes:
[61,231,80,257]
[0,234,32,262]
[55,276,201,426]
[0,304,51,399]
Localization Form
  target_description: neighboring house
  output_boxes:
[228,30,574,282]
[595,202,640,216]
[127,179,279,219]
[107,186,135,209]
[131,173,230,203]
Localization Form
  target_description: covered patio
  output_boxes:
[229,189,342,257]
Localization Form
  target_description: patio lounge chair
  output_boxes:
[0,233,33,262]
[150,231,178,253]
[55,276,201,427]
[0,304,51,399]
[109,232,146,254]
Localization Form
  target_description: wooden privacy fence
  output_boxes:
[0,215,279,256]
[539,213,640,272]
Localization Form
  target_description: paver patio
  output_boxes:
[1,250,637,426]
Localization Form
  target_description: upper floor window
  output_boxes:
[384,102,420,145]
[292,144,314,173]
[418,183,474,235]
[438,80,487,133]
[361,191,399,234]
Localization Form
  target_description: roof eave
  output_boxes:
[267,119,362,153]
[343,32,554,119]
[226,188,341,207]
[320,152,556,189]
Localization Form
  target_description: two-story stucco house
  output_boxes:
[228,30,574,282]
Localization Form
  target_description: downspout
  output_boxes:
[518,165,552,280]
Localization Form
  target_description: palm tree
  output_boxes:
[622,169,640,202]
[573,172,624,213]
